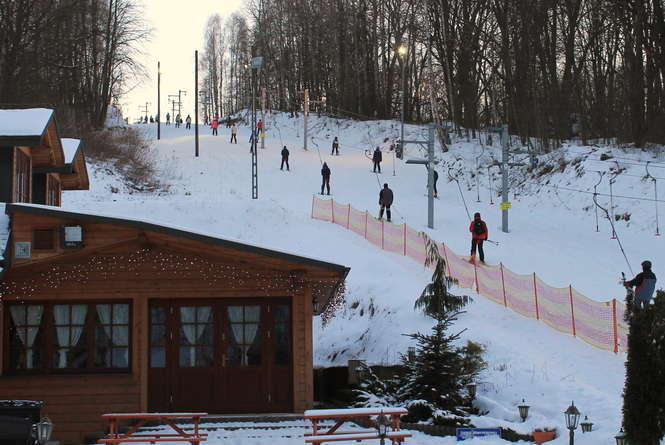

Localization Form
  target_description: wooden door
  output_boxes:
[148,299,292,413]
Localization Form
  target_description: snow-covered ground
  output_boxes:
[60,112,664,444]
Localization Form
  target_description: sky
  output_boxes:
[123,0,246,122]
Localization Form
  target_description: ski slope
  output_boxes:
[60,112,664,443]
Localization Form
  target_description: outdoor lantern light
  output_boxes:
[407,347,416,362]
[397,45,408,57]
[518,399,530,422]
[564,402,581,445]
[34,417,54,444]
[376,412,391,445]
[467,383,477,400]
[614,428,628,445]
[580,415,593,433]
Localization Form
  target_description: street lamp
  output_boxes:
[397,44,408,161]
[614,428,627,445]
[580,415,593,433]
[33,417,54,445]
[564,401,581,445]
[518,399,530,422]
[376,412,391,445]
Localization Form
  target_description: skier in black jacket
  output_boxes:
[281,146,290,171]
[321,162,331,195]
[379,183,393,222]
[331,137,339,155]
[624,260,657,308]
[372,147,382,173]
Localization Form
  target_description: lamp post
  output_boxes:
[33,417,54,445]
[564,401,581,445]
[518,399,530,422]
[580,415,593,433]
[398,44,407,160]
[614,428,627,445]
[376,412,391,445]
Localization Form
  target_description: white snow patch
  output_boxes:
[61,138,81,164]
[0,108,53,137]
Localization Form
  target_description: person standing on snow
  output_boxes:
[469,212,488,264]
[331,137,339,155]
[211,118,219,135]
[230,124,238,143]
[379,183,394,222]
[321,162,331,195]
[624,260,657,308]
[372,146,382,173]
[185,114,192,130]
[166,112,171,125]
[426,166,439,197]
[281,146,290,171]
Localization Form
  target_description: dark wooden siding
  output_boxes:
[0,147,12,202]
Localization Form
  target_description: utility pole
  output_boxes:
[157,62,161,140]
[195,50,199,157]
[168,94,178,125]
[250,56,264,199]
[260,87,266,149]
[404,124,439,229]
[303,88,309,151]
[500,124,509,233]
[178,89,187,119]
[138,102,150,121]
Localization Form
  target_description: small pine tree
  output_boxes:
[354,362,401,407]
[399,312,485,426]
[622,290,665,445]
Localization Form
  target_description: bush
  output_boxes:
[83,127,162,192]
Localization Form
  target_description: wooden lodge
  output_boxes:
[0,109,350,444]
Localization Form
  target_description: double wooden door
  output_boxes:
[148,299,292,413]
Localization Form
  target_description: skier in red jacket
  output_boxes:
[469,212,488,264]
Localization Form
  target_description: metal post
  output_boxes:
[157,62,161,140]
[251,67,258,199]
[303,88,309,151]
[400,60,405,159]
[501,124,509,233]
[195,50,199,157]
[261,87,266,150]
[427,125,435,229]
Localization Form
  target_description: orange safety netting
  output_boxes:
[312,196,626,354]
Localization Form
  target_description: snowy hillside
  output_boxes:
[60,113,662,444]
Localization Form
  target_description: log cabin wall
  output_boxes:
[0,210,335,444]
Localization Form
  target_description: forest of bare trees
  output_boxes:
[201,0,665,147]
[0,0,148,132]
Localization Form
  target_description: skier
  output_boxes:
[281,146,290,171]
[175,114,181,128]
[379,183,394,222]
[624,260,657,308]
[211,118,219,135]
[230,124,238,143]
[321,162,331,195]
[372,146,382,173]
[149,116,154,123]
[427,166,439,197]
[331,137,339,155]
[469,212,488,264]
[166,112,171,125]
[257,119,264,138]
[185,115,192,130]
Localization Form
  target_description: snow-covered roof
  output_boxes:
[0,108,54,138]
[0,203,9,275]
[61,138,81,164]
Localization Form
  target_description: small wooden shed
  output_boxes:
[0,204,349,444]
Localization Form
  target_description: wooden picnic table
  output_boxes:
[97,412,208,445]
[303,407,411,445]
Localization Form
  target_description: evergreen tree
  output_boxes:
[399,312,485,426]
[622,290,665,445]
[354,362,401,407]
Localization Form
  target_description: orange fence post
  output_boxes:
[473,258,480,292]
[533,273,540,320]
[311,195,315,218]
[364,211,368,239]
[381,220,385,249]
[403,224,407,256]
[612,299,619,353]
[347,204,351,229]
[569,285,576,336]
[331,199,335,223]
[500,263,508,307]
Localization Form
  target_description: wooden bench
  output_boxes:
[304,408,411,445]
[97,412,208,445]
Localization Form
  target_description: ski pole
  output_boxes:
[485,239,499,246]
